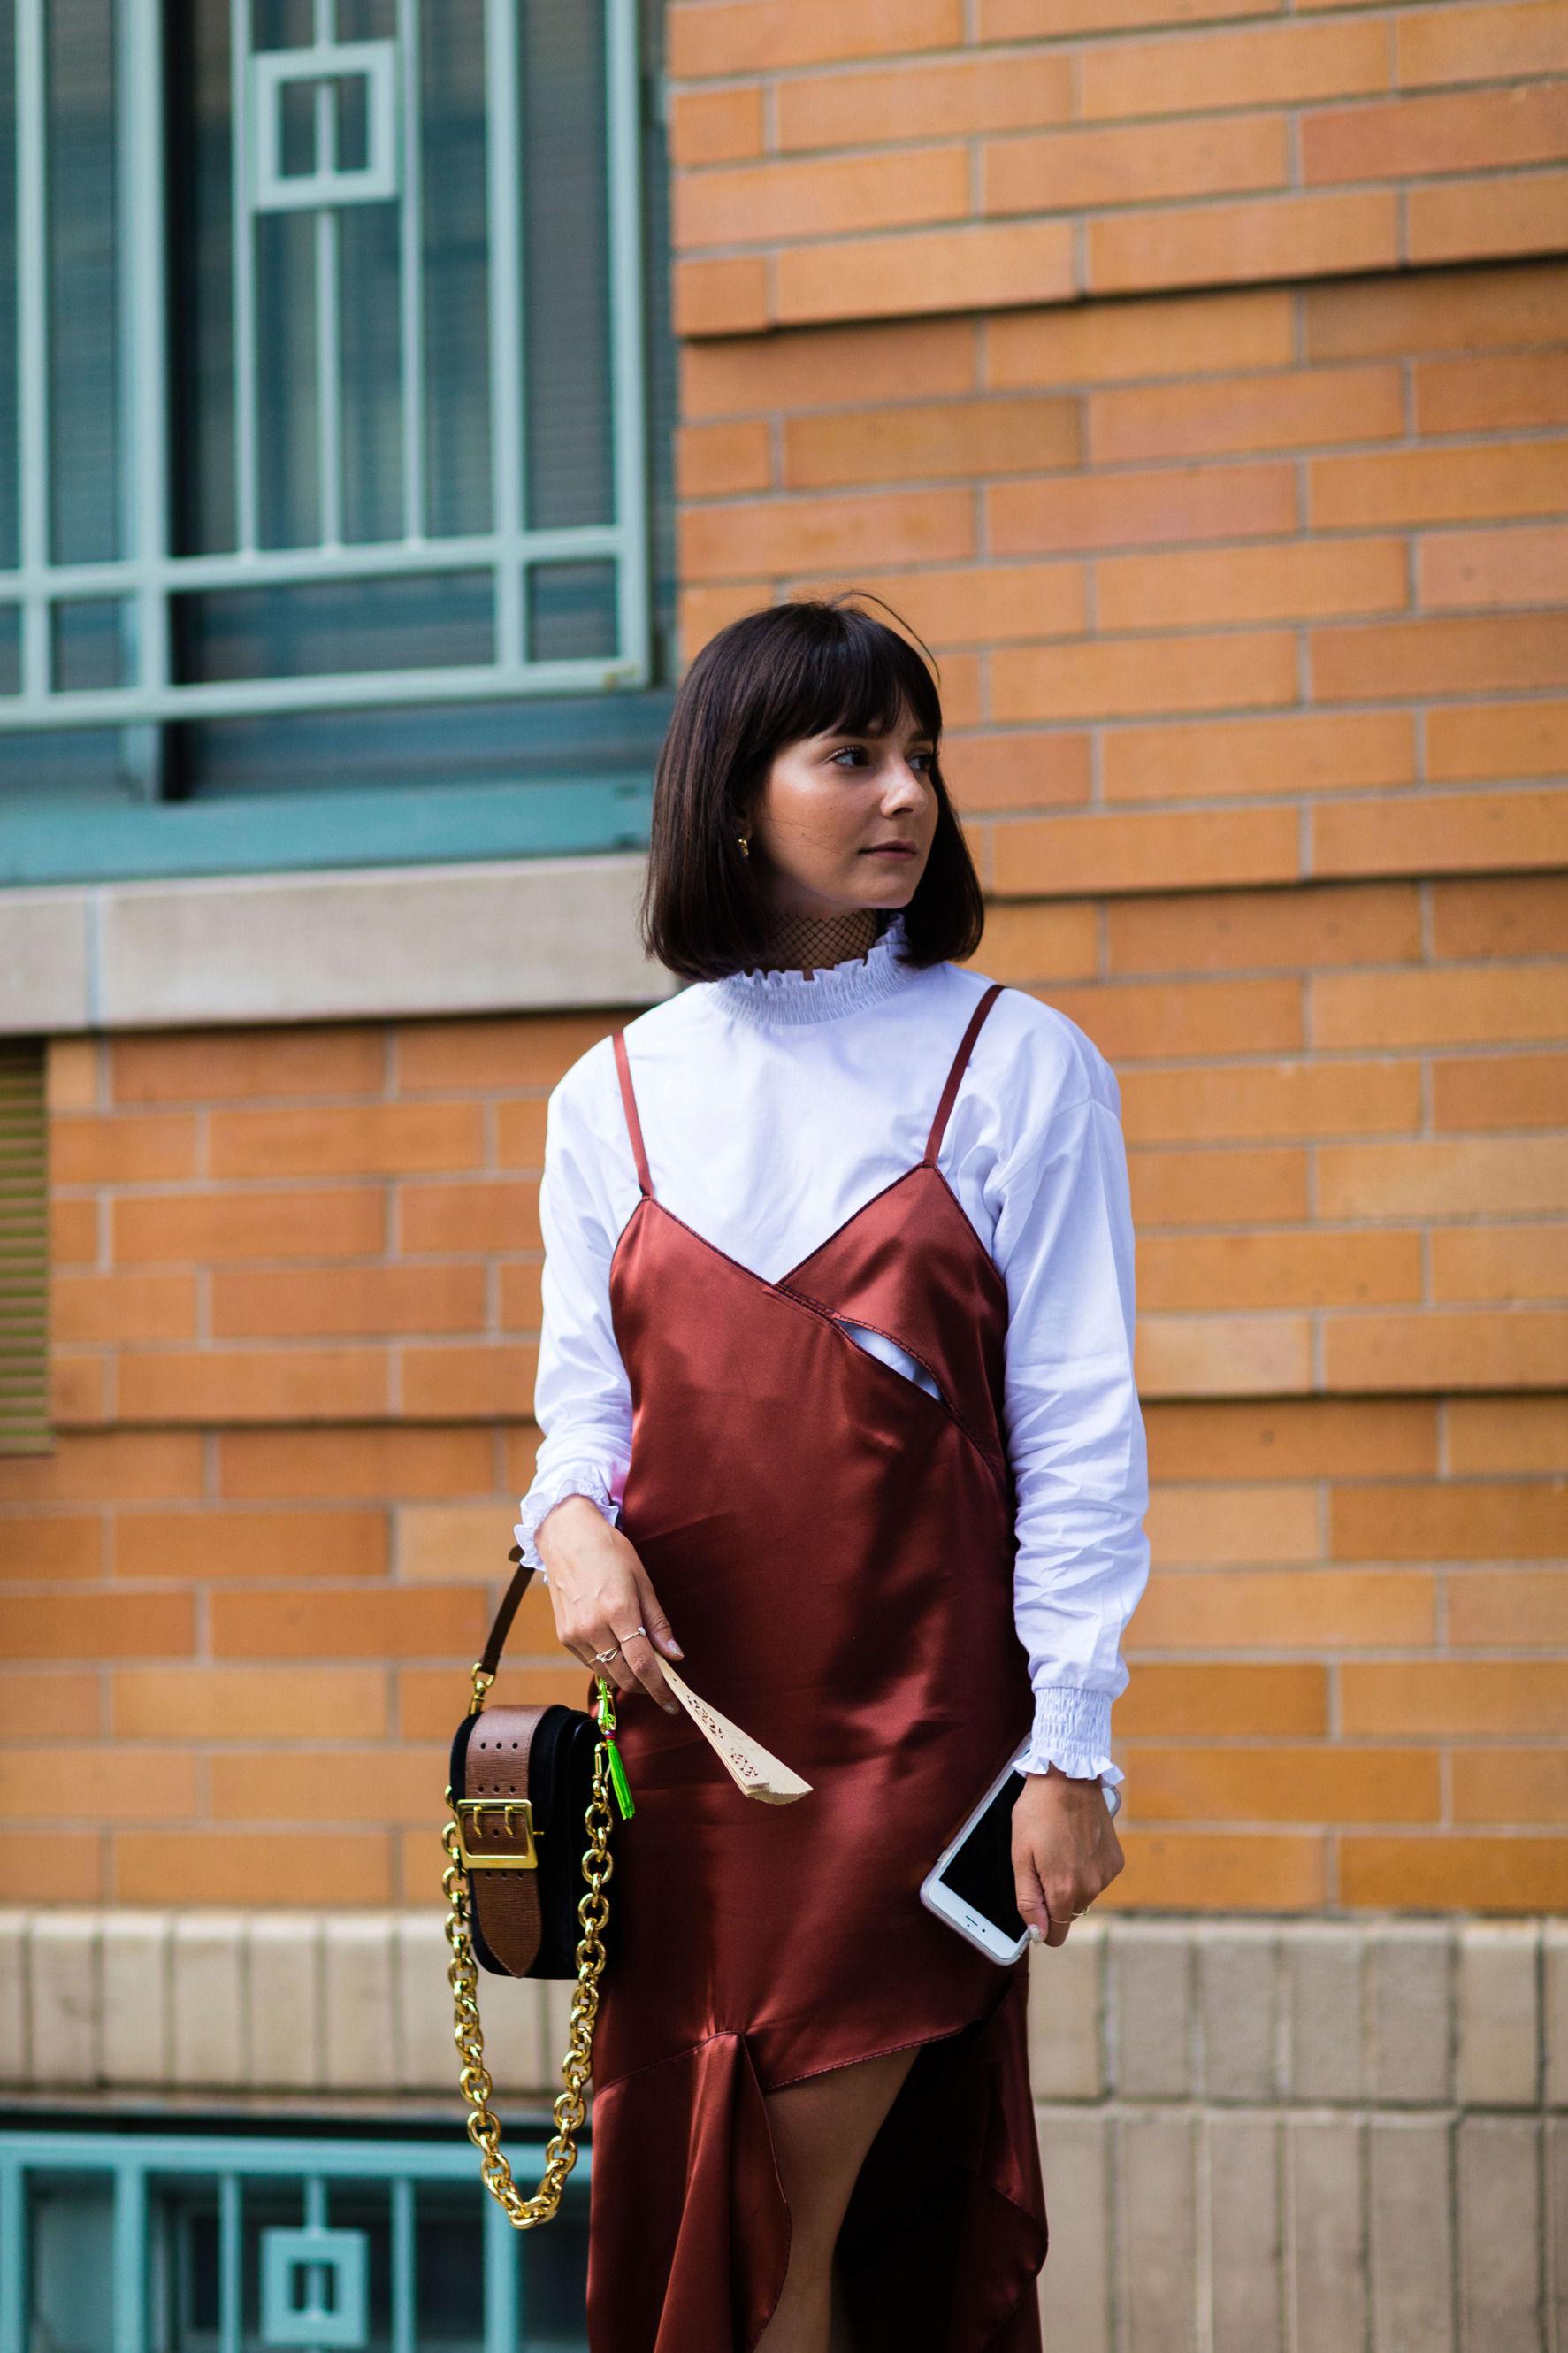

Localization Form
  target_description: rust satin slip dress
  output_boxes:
[586,983,1047,2353]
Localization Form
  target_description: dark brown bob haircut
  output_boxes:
[641,599,985,983]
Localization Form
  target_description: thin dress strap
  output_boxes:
[923,984,1004,1167]
[613,1031,654,1199]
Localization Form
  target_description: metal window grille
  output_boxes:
[0,2127,590,2353]
[0,0,648,751]
[0,1037,48,1455]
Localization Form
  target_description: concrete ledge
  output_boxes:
[0,854,674,1034]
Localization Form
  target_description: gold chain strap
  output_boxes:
[442,1698,616,2228]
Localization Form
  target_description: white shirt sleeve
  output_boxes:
[991,1081,1150,1786]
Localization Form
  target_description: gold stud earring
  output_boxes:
[737,835,751,857]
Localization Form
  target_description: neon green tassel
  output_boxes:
[607,1740,635,1820]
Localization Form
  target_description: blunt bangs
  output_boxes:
[641,600,985,985]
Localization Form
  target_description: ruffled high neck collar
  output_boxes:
[711,919,917,1029]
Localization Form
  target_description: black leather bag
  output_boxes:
[448,1696,603,1978]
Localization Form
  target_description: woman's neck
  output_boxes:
[761,908,880,977]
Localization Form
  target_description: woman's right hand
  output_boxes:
[535,1494,683,1714]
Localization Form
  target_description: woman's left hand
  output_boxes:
[1012,1769,1123,1948]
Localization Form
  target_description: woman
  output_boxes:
[519,602,1149,2353]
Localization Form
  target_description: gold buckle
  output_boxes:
[455,1797,538,1870]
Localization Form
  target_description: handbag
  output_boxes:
[442,1546,633,2230]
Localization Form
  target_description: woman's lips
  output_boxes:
[861,843,917,857]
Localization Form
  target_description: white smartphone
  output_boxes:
[920,1749,1122,1965]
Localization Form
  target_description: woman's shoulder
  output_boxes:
[961,969,1121,1126]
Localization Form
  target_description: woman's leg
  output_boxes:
[755,2045,920,2353]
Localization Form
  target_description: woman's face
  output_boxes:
[749,706,939,920]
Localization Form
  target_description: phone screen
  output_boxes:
[937,1769,1027,1941]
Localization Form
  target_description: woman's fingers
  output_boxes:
[633,1568,684,1661]
[616,1626,680,1713]
[1012,1769,1126,1949]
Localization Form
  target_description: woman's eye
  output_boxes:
[830,745,869,769]
[910,752,932,772]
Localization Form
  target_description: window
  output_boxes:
[0,0,673,884]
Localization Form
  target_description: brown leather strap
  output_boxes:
[924,984,1004,1166]
[464,1705,545,1974]
[479,1547,539,1680]
[614,1031,654,1199]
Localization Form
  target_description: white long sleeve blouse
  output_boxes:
[517,926,1150,1786]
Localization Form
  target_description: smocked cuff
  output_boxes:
[515,1466,620,1574]
[1020,1686,1121,1788]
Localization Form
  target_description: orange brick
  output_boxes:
[1135,1313,1312,1397]
[0,1431,204,1505]
[210,1585,487,1659]
[1429,700,1568,788]
[681,582,772,661]
[0,1591,194,1659]
[991,462,1296,556]
[1311,440,1568,528]
[399,1181,541,1253]
[1130,1568,1434,1647]
[1431,873,1568,957]
[210,1746,444,1823]
[1104,1830,1325,1912]
[987,287,1293,390]
[1313,965,1568,1052]
[47,1039,99,1111]
[1416,353,1568,437]
[211,1264,486,1340]
[1317,1136,1568,1218]
[1433,1225,1568,1304]
[1145,1397,1438,1480]
[1313,614,1568,704]
[983,0,1273,30]
[397,1014,617,1092]
[1339,1835,1568,1912]
[1453,1753,1568,1826]
[1326,1311,1568,1393]
[1333,1483,1567,1562]
[1448,1568,1568,1644]
[489,1103,547,1173]
[1093,366,1403,465]
[669,84,764,166]
[396,1503,546,1591]
[117,1347,391,1424]
[677,147,968,251]
[115,1508,387,1583]
[114,1828,392,1906]
[1419,521,1568,612]
[993,632,1298,727]
[113,1665,386,1738]
[1048,975,1302,1060]
[400,1345,539,1419]
[682,488,975,584]
[1343,1658,1568,1735]
[1098,538,1407,632]
[1434,1054,1568,1133]
[1418,165,1568,266]
[50,1199,98,1263]
[1303,84,1568,183]
[111,1028,382,1105]
[777,51,1073,151]
[0,1671,102,1734]
[1312,790,1568,880]
[843,567,1088,652]
[676,256,774,340]
[1397,0,1568,89]
[218,1425,495,1499]
[667,0,961,77]
[0,1749,196,1821]
[784,397,1079,492]
[0,1516,102,1580]
[1116,1662,1327,1736]
[1305,259,1568,361]
[968,901,1100,984]
[53,1358,110,1427]
[776,221,1076,330]
[947,732,1093,811]
[1090,193,1399,299]
[1110,883,1420,975]
[1449,1395,1568,1474]
[113,1187,386,1265]
[52,1272,197,1343]
[682,317,976,421]
[498,1264,544,1330]
[51,1114,197,1184]
[677,420,771,500]
[1082,19,1388,119]
[1146,1480,1319,1563]
[209,1101,484,1180]
[992,806,1298,896]
[985,115,1288,218]
[0,1833,103,1902]
[1141,1230,1421,1312]
[1125,1746,1441,1825]
[1103,710,1415,803]
[1123,1061,1421,1149]
[397,1663,585,1740]
[1128,1146,1309,1228]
